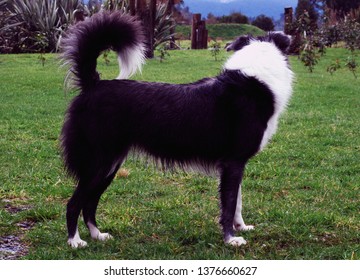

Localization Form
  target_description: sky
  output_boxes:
[183,0,298,19]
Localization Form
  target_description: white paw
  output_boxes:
[225,236,247,247]
[95,232,113,241]
[67,238,88,248]
[234,224,255,231]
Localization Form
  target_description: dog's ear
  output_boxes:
[267,32,291,54]
[226,35,252,51]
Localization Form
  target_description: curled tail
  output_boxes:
[61,11,146,92]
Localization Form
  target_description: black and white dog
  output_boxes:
[60,12,293,248]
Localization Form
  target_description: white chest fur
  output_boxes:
[224,41,294,150]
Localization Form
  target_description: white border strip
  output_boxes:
[1,260,358,280]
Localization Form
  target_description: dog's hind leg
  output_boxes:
[66,159,121,248]
[82,152,129,243]
[233,184,255,231]
[82,167,120,242]
[219,161,248,247]
[67,166,119,248]
[66,181,90,248]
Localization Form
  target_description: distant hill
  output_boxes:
[176,23,265,41]
[183,0,297,19]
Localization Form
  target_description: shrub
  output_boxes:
[1,0,84,53]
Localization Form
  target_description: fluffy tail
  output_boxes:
[61,11,146,92]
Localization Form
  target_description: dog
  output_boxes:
[60,11,293,248]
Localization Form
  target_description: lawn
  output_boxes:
[0,48,359,260]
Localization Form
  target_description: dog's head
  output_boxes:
[226,32,291,55]
[225,35,252,52]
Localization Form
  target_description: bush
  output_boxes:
[0,0,85,53]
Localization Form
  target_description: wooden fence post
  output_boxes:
[191,14,201,49]
[284,7,293,35]
[191,14,208,49]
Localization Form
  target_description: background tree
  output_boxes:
[172,1,192,24]
[252,14,275,31]
[218,12,249,24]
[206,13,218,24]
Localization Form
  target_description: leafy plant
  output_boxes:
[300,43,319,73]
[294,10,323,72]
[345,56,358,78]
[156,44,170,63]
[35,33,49,66]
[102,0,128,12]
[327,59,341,75]
[1,0,84,53]
[209,40,221,61]
[154,3,177,49]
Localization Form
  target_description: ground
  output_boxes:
[0,48,359,259]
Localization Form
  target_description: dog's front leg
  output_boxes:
[219,161,248,246]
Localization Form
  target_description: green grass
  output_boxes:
[176,23,264,40]
[0,48,359,260]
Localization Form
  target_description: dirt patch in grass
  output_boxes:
[0,235,28,260]
[0,201,35,260]
[4,204,32,214]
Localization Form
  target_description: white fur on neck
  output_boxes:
[224,41,294,149]
[116,44,146,79]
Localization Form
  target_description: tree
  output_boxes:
[172,2,192,24]
[206,13,218,24]
[311,0,360,20]
[218,12,249,24]
[295,0,319,29]
[324,0,360,15]
[252,15,274,31]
